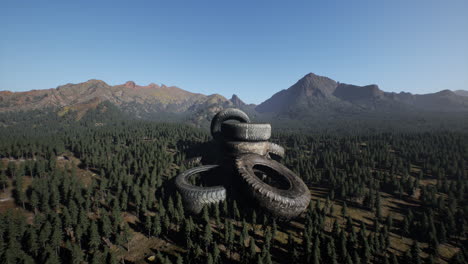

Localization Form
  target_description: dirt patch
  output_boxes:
[56,152,95,186]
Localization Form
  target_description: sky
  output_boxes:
[1,0,467,104]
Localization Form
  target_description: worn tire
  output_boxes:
[221,123,271,141]
[235,154,310,219]
[267,143,285,160]
[210,108,250,141]
[223,141,285,159]
[175,165,226,214]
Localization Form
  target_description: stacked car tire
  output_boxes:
[175,108,310,219]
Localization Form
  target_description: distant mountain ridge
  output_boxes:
[454,90,468,97]
[257,73,468,115]
[1,73,467,124]
[0,79,247,123]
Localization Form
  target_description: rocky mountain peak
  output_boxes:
[256,73,339,113]
[148,83,160,89]
[436,89,455,96]
[230,94,246,107]
[292,72,338,97]
[124,81,136,89]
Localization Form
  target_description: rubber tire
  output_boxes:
[223,141,285,159]
[175,165,226,214]
[267,143,285,160]
[210,108,250,141]
[235,154,310,219]
[221,123,271,141]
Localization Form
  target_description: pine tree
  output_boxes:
[233,200,240,220]
[91,251,102,264]
[206,252,214,264]
[256,254,264,264]
[410,241,422,264]
[152,214,162,237]
[122,222,132,252]
[338,231,348,261]
[427,254,435,264]
[50,225,63,254]
[386,214,393,230]
[202,206,210,225]
[214,204,221,227]
[402,217,410,237]
[312,235,321,264]
[44,247,61,264]
[213,245,220,264]
[264,250,273,264]
[143,213,153,237]
[168,196,175,219]
[23,227,38,257]
[248,238,257,263]
[203,223,213,251]
[222,199,228,217]
[0,170,8,191]
[13,174,26,209]
[39,221,52,247]
[100,213,112,239]
[70,242,84,264]
[176,254,183,264]
[88,221,100,251]
[328,238,338,264]
[361,238,371,264]
[353,250,361,264]
[438,224,447,244]
[390,253,399,264]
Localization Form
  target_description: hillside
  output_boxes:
[454,90,468,97]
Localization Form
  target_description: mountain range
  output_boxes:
[257,73,468,116]
[0,79,252,123]
[1,73,467,125]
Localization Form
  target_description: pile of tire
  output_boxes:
[175,108,310,219]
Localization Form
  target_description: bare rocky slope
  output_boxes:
[0,80,247,124]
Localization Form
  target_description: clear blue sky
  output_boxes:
[1,0,467,104]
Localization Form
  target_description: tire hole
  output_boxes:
[268,153,282,162]
[187,169,222,187]
[253,165,291,190]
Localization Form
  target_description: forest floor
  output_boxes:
[302,188,459,263]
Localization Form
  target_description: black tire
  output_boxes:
[223,141,285,159]
[175,165,226,214]
[235,154,310,219]
[210,108,250,141]
[221,123,271,141]
[267,143,285,160]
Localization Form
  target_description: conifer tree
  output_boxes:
[203,223,213,251]
[410,241,422,264]
[0,170,8,191]
[88,221,100,251]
